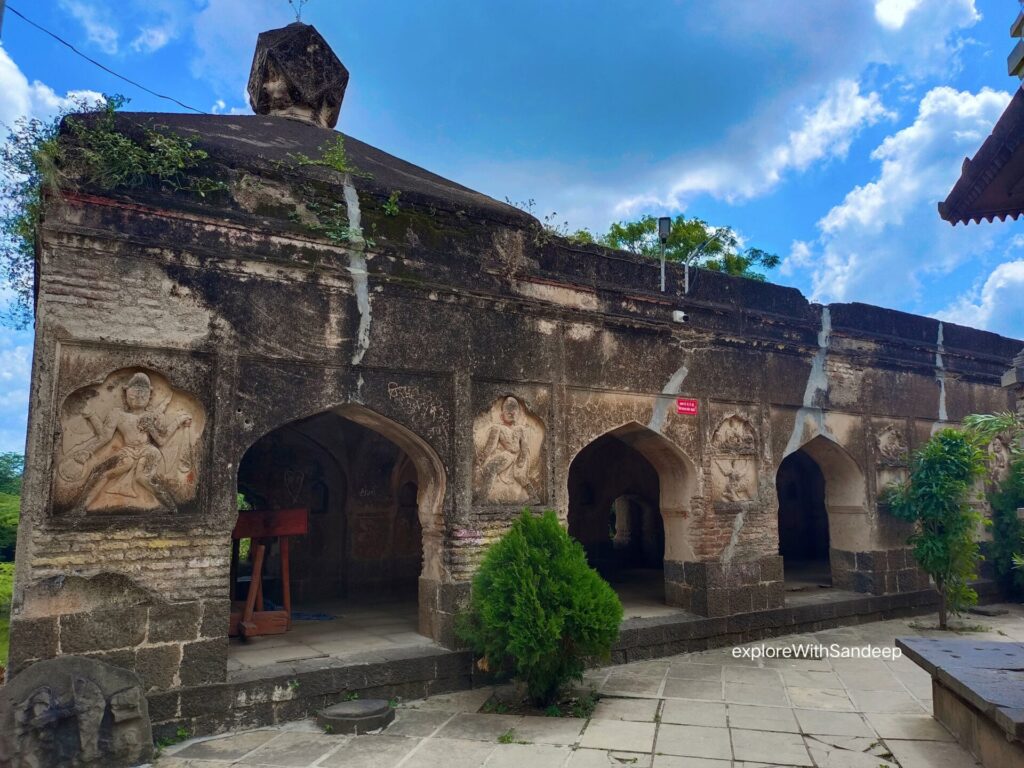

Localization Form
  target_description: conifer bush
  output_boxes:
[459,510,623,706]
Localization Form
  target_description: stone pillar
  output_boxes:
[665,556,784,617]
[1002,348,1024,417]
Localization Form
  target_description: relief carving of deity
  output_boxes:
[55,368,205,515]
[989,436,1012,484]
[711,414,757,454]
[875,424,908,466]
[473,396,545,504]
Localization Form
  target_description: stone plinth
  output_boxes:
[897,637,1024,768]
[316,700,395,734]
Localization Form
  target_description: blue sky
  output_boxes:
[1,0,1024,452]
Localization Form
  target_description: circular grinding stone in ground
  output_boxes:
[316,699,395,734]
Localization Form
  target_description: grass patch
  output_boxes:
[908,620,990,634]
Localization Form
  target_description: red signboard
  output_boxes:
[676,398,699,416]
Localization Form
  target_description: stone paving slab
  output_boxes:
[158,608,1024,768]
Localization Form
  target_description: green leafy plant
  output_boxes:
[383,190,401,216]
[497,728,528,744]
[154,725,190,756]
[287,679,300,692]
[458,510,623,706]
[884,429,988,628]
[989,456,1024,597]
[291,134,366,177]
[1,95,225,327]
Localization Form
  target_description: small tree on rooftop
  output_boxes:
[458,510,623,706]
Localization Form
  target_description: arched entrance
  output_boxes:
[777,449,830,588]
[777,435,867,592]
[568,422,695,616]
[229,404,444,666]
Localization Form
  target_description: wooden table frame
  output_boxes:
[229,508,309,639]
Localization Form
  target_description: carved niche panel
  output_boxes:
[875,424,908,467]
[54,368,206,515]
[473,396,545,505]
[711,414,757,455]
[989,436,1012,484]
[710,414,759,504]
[711,458,756,502]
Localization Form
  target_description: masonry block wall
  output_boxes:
[8,112,1019,709]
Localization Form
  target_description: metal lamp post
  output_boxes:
[658,216,671,292]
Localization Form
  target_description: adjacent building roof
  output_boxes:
[939,86,1024,225]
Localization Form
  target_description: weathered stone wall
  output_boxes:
[8,113,1020,707]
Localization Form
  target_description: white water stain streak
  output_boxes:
[721,508,747,565]
[932,322,947,435]
[648,363,690,434]
[783,306,834,458]
[343,174,372,366]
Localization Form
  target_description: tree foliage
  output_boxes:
[458,510,622,705]
[884,429,989,628]
[0,453,23,495]
[989,456,1024,597]
[1,95,224,327]
[597,214,780,281]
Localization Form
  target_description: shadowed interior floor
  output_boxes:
[227,599,433,672]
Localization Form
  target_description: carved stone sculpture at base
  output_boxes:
[1,656,153,768]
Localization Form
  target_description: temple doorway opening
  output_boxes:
[776,449,832,590]
[228,407,438,668]
[568,431,667,617]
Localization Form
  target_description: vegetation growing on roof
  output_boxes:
[0,94,226,328]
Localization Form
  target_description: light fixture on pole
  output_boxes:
[658,216,671,292]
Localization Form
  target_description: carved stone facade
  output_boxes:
[7,21,1022,755]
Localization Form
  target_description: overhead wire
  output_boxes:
[4,4,207,115]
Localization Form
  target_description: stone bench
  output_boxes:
[896,637,1024,768]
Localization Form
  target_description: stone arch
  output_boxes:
[778,434,870,586]
[567,422,699,606]
[232,402,447,643]
[237,403,446,581]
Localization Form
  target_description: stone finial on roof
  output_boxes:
[247,22,349,129]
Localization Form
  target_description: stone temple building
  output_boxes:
[3,22,1022,761]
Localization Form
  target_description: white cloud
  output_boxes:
[938,260,1024,338]
[784,86,1013,308]
[874,0,924,30]
[131,25,173,54]
[59,0,120,55]
[615,79,893,214]
[0,49,102,453]
[0,45,103,129]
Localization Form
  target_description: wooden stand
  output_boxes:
[229,508,309,640]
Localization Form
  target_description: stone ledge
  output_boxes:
[897,636,1024,745]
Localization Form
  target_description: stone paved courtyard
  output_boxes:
[155,604,1024,768]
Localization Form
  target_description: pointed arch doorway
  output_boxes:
[567,422,696,617]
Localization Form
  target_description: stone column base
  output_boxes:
[831,548,929,595]
[419,578,471,648]
[665,556,784,617]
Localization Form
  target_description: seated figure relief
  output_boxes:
[473,396,545,504]
[55,368,205,514]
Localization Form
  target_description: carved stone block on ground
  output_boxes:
[2,655,153,768]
